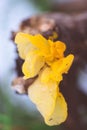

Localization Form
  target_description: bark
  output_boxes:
[51,0,87,12]
[11,12,87,130]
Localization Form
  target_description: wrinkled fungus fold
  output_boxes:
[15,32,74,126]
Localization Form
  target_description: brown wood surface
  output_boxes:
[11,12,87,130]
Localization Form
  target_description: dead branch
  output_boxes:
[11,12,87,130]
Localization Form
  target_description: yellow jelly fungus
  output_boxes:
[15,32,74,126]
[49,31,58,40]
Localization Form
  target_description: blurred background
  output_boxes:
[0,0,87,130]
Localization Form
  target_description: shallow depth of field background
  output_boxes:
[0,0,87,130]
